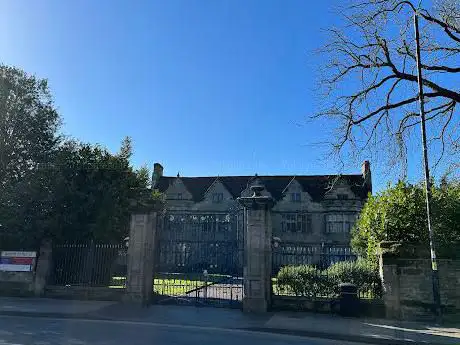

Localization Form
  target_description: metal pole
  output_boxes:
[413,13,441,318]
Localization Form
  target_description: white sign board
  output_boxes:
[0,251,37,272]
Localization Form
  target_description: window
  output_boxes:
[177,193,182,200]
[281,213,311,233]
[325,214,355,233]
[337,194,348,200]
[212,193,224,203]
[290,192,301,202]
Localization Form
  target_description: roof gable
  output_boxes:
[164,177,193,200]
[155,174,369,202]
[323,177,358,199]
[281,177,312,201]
[203,177,233,201]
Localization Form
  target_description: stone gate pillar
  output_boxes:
[238,185,274,313]
[34,239,52,296]
[124,202,162,305]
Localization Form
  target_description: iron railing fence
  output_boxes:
[272,242,357,274]
[49,243,127,288]
[272,242,382,300]
[155,211,244,276]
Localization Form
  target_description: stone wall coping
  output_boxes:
[379,241,432,259]
[129,199,164,213]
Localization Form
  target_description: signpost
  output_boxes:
[0,251,37,272]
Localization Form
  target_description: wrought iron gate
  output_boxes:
[152,210,244,308]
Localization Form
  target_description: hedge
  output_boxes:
[275,259,381,298]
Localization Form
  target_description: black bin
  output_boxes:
[339,283,359,317]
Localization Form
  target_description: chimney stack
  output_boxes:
[361,160,372,194]
[152,163,164,189]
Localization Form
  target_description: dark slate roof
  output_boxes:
[154,174,370,202]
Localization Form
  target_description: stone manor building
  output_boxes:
[151,161,372,272]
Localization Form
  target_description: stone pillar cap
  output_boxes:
[250,185,265,196]
[237,185,274,209]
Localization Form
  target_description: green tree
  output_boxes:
[0,65,60,182]
[0,64,150,247]
[118,136,133,161]
[44,139,150,244]
[0,65,60,248]
[352,180,460,259]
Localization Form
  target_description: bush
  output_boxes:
[276,260,381,298]
[276,265,328,297]
[325,259,381,297]
[352,180,460,259]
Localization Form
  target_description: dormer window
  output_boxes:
[291,192,301,202]
[212,193,223,203]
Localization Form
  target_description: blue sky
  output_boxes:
[0,0,434,190]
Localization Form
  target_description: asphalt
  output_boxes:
[0,297,459,345]
[0,315,367,345]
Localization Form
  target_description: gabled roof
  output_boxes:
[155,174,370,202]
[281,176,298,194]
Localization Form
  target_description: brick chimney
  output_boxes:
[152,163,164,189]
[361,160,372,194]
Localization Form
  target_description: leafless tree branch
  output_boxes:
[315,0,460,175]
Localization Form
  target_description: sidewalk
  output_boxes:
[1,297,459,345]
[259,312,460,345]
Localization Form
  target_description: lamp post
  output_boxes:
[386,0,443,319]
[413,12,441,319]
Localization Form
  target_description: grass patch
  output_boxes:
[109,276,207,296]
[153,278,206,296]
[109,276,127,288]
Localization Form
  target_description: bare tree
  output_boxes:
[316,0,459,176]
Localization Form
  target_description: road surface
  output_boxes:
[0,315,371,345]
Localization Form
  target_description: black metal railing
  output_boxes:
[272,243,381,300]
[272,243,357,274]
[155,212,244,276]
[49,243,127,288]
[152,211,244,307]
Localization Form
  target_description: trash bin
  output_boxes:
[339,283,359,317]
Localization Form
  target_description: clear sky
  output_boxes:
[0,0,431,189]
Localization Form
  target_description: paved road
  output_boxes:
[0,315,370,345]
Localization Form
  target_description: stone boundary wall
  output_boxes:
[380,254,460,320]
[0,271,35,296]
[45,286,124,301]
[271,295,385,317]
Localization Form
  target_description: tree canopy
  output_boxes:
[316,0,460,175]
[0,65,150,248]
[0,65,60,187]
[351,179,460,259]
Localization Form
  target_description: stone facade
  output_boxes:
[152,162,372,258]
[238,185,274,312]
[124,211,159,304]
[122,162,372,310]
[0,271,34,296]
[34,240,52,296]
[379,244,460,320]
